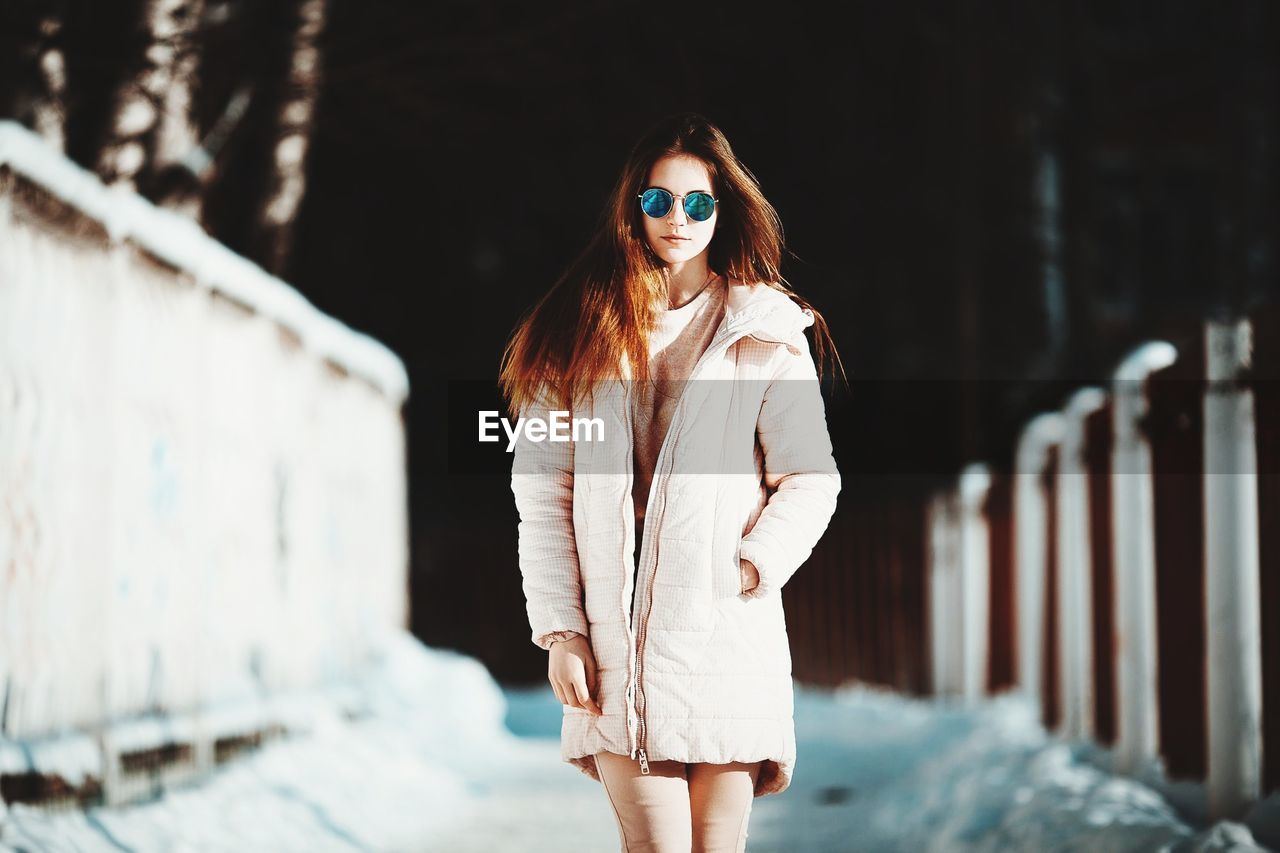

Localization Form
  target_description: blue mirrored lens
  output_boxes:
[640,188,673,218]
[685,192,715,221]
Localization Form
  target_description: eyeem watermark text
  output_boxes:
[479,410,604,452]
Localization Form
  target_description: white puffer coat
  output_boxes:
[510,279,841,797]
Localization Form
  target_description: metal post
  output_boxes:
[958,463,992,702]
[1203,317,1263,818]
[1056,387,1106,740]
[1014,413,1065,703]
[927,490,962,698]
[1111,342,1176,775]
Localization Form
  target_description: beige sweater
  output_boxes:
[631,274,726,530]
[547,275,728,644]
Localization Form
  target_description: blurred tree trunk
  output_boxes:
[0,0,329,277]
[191,0,327,277]
[0,8,69,152]
[95,0,204,194]
[254,0,327,276]
[30,14,67,151]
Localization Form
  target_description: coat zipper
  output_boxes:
[627,317,796,774]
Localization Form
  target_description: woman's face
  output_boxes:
[640,154,718,268]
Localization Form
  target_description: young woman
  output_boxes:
[500,112,842,851]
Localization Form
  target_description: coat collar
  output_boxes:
[617,278,812,381]
[719,277,814,353]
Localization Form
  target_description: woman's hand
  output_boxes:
[548,634,603,716]
[740,558,760,593]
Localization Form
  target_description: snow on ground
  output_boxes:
[1,630,1275,852]
[771,685,1269,852]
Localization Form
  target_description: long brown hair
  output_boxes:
[499,112,845,416]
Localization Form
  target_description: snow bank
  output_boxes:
[762,684,1272,852]
[0,628,539,852]
[2,634,1274,851]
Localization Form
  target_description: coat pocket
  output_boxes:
[719,534,748,600]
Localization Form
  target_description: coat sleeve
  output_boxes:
[737,326,842,599]
[509,390,592,650]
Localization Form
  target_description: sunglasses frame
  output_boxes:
[636,187,719,222]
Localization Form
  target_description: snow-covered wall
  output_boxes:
[0,120,410,743]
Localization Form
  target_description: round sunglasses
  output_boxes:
[637,187,718,222]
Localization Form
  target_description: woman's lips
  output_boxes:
[662,236,690,244]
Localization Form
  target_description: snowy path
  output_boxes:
[2,632,1276,851]
[497,682,1274,853]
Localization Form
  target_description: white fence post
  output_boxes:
[1111,342,1176,775]
[1203,317,1263,819]
[1014,413,1065,705]
[958,463,992,703]
[927,491,962,697]
[1056,387,1106,740]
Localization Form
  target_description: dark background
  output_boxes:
[4,0,1276,683]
